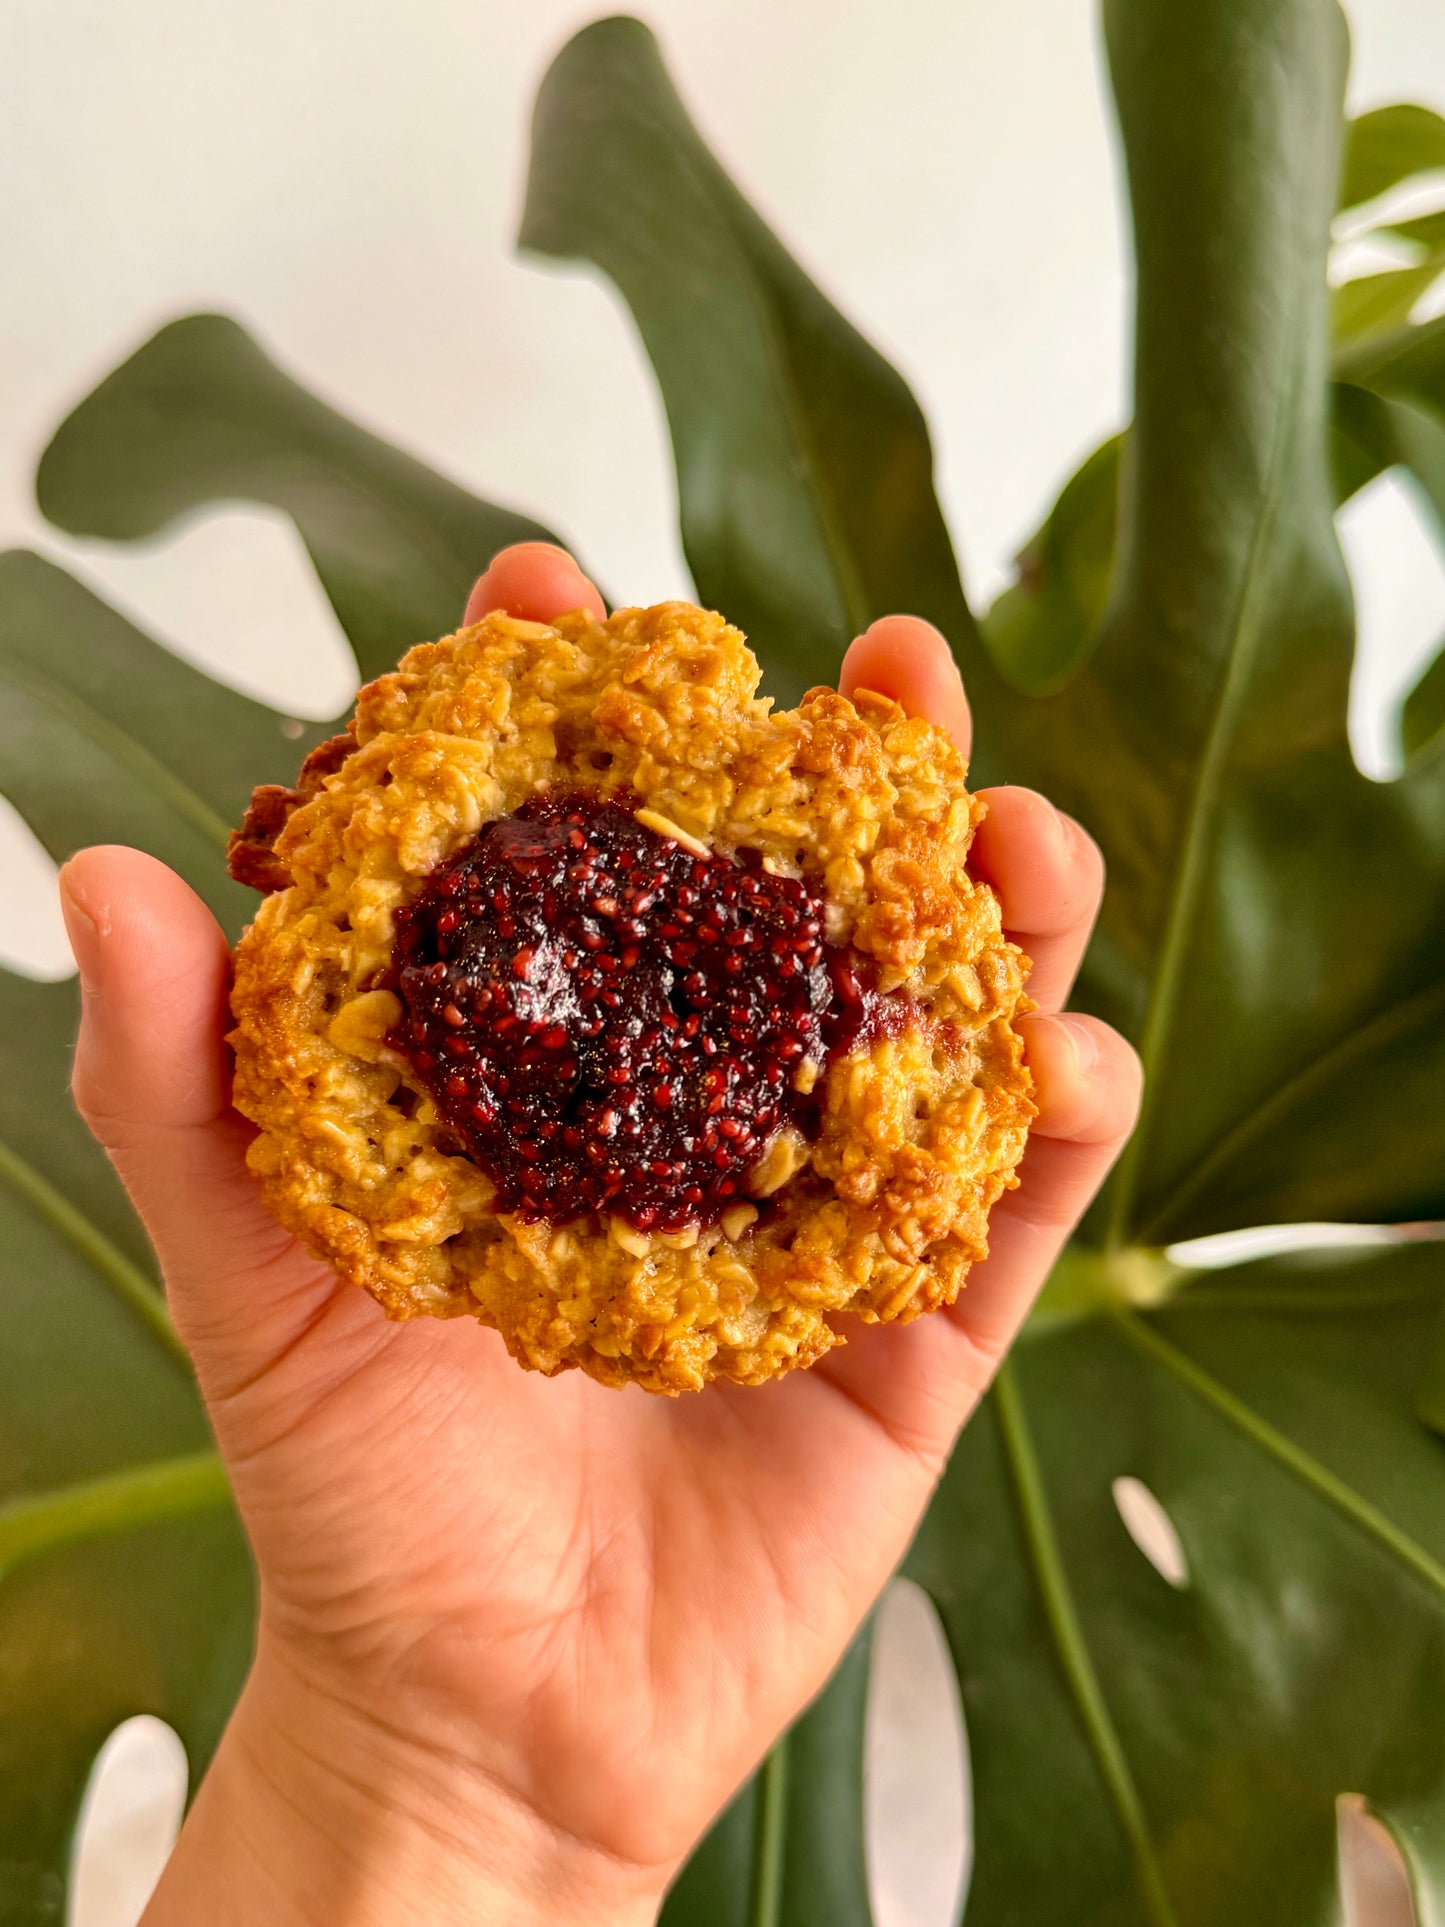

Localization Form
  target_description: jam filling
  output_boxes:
[387,791,908,1233]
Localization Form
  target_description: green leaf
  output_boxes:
[1332,259,1445,342]
[1402,642,1445,762]
[519,16,980,708]
[0,550,313,928]
[1338,102,1445,214]
[659,1627,873,1927]
[981,435,1122,696]
[985,353,1445,732]
[36,313,560,684]
[1066,0,1445,1245]
[908,1241,1445,1924]
[1334,309,1445,411]
[520,10,1445,1921]
[0,560,313,1916]
[1379,206,1445,251]
[1074,0,1365,1240]
[0,963,252,1920]
[2,303,589,1917]
[1323,384,1445,769]
[533,10,1445,1244]
[1333,383,1445,529]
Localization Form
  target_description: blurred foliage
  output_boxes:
[4,1,1445,1921]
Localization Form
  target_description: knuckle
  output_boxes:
[69,1064,125,1146]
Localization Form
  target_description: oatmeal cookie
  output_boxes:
[228,601,1034,1394]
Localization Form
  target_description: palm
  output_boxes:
[201,1194,984,1866]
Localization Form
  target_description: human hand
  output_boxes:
[61,543,1140,1926]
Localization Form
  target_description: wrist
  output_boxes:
[142,1637,672,1927]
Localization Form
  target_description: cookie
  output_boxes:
[228,601,1034,1393]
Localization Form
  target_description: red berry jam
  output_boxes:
[388,791,894,1232]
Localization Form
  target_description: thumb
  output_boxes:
[58,846,337,1384]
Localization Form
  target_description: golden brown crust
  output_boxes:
[229,602,1034,1393]
[226,730,356,893]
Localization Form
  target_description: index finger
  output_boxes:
[839,615,1103,1012]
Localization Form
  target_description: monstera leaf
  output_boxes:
[1,395,559,1916]
[526,4,1445,1920]
[524,8,1445,1247]
[5,2,1445,1924]
[0,554,276,1920]
[34,313,564,686]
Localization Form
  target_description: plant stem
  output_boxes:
[0,1451,229,1575]
[994,1360,1179,1927]
[0,1135,186,1363]
[747,1737,789,1927]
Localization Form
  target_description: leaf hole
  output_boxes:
[71,505,359,719]
[865,1578,971,1927]
[1112,1475,1189,1587]
[69,1715,187,1927]
[1337,1793,1417,1927]
[1336,467,1445,781]
[1165,1222,1419,1269]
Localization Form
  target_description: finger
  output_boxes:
[810,1012,1140,1463]
[970,787,1104,1012]
[839,616,972,756]
[462,541,606,627]
[59,847,339,1370]
[946,1013,1142,1363]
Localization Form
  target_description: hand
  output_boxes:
[61,544,1140,1926]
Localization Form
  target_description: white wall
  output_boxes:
[4,0,1445,980]
[3,5,1444,1923]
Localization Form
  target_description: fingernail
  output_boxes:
[58,870,103,994]
[486,540,566,566]
[1055,1012,1099,1072]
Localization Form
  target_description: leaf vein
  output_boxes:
[0,653,231,850]
[746,1736,789,1927]
[994,1360,1179,1926]
[1140,973,1445,1239]
[0,1451,228,1575]
[0,1134,187,1365]
[1106,334,1306,1246]
[1112,1307,1445,1599]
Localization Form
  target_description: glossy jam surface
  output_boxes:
[389,792,889,1231]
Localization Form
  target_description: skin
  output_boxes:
[60,542,1140,1925]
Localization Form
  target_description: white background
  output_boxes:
[3,1,1445,1922]
[4,0,1445,977]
